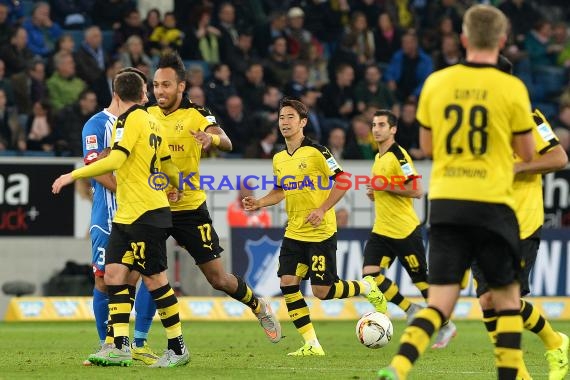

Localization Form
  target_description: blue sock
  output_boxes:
[92,288,109,343]
[134,281,156,347]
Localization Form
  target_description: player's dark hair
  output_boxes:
[497,54,513,75]
[279,97,308,120]
[118,66,147,84]
[156,52,186,83]
[374,109,398,128]
[114,72,143,102]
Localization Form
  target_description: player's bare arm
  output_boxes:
[512,131,535,163]
[193,126,233,152]
[381,176,423,199]
[306,182,347,228]
[92,148,117,192]
[243,187,285,211]
[419,127,432,157]
[515,145,568,174]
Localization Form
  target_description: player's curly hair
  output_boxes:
[157,51,186,83]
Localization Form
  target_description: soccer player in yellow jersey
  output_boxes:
[378,5,536,380]
[471,56,569,380]
[52,71,190,368]
[147,52,281,343]
[362,109,457,348]
[243,98,388,356]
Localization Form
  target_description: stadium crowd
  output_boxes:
[0,0,569,158]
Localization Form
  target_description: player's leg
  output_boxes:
[478,229,525,380]
[518,238,568,379]
[362,232,416,315]
[170,209,281,342]
[309,234,387,313]
[130,275,159,364]
[90,230,109,345]
[135,223,189,368]
[89,223,133,367]
[279,237,323,356]
[378,224,469,379]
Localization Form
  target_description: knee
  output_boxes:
[311,286,329,300]
[479,292,494,309]
[206,271,229,291]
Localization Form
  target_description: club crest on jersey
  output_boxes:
[244,236,281,296]
[298,161,307,171]
[85,135,98,150]
[175,121,184,133]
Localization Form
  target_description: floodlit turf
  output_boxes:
[0,320,567,379]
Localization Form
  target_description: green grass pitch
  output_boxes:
[1,320,567,379]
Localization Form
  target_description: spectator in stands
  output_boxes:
[553,22,570,68]
[204,63,237,116]
[385,30,433,102]
[253,10,287,56]
[141,7,161,50]
[283,61,310,99]
[239,62,265,110]
[182,5,221,64]
[226,28,257,86]
[186,64,205,88]
[327,33,359,81]
[263,36,292,87]
[326,127,346,162]
[148,11,183,54]
[187,85,205,107]
[0,0,23,26]
[55,89,97,156]
[354,63,396,114]
[301,87,326,143]
[112,8,145,53]
[432,33,463,71]
[307,43,328,89]
[92,0,136,30]
[0,26,34,77]
[11,58,47,121]
[395,100,424,160]
[335,197,350,228]
[319,63,356,129]
[119,35,153,73]
[351,0,383,29]
[227,180,271,227]
[219,94,250,155]
[92,58,122,108]
[74,26,107,88]
[302,0,349,56]
[253,85,280,123]
[285,6,319,62]
[50,0,94,30]
[345,11,375,67]
[216,2,239,63]
[0,88,24,151]
[524,19,561,67]
[373,12,402,66]
[555,104,570,130]
[499,0,541,48]
[22,2,62,58]
[46,33,74,77]
[424,0,462,35]
[0,59,14,106]
[243,123,280,159]
[26,100,55,152]
[46,51,86,111]
[0,3,12,46]
[343,114,377,160]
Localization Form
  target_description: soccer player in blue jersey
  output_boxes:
[81,67,159,365]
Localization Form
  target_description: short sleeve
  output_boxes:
[82,118,103,165]
[319,146,343,179]
[196,107,219,132]
[391,146,418,184]
[416,75,433,129]
[532,109,560,155]
[112,112,141,156]
[510,80,535,135]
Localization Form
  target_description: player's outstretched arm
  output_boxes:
[515,145,568,174]
[192,126,233,152]
[243,188,284,211]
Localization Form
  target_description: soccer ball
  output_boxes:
[356,312,393,349]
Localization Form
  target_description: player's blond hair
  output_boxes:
[462,5,507,50]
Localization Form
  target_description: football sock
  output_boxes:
[482,308,498,344]
[107,284,132,349]
[495,309,523,379]
[323,280,361,299]
[369,272,412,312]
[281,285,317,342]
[150,284,185,355]
[92,288,109,343]
[390,306,444,378]
[520,299,562,350]
[229,275,260,313]
[134,281,156,347]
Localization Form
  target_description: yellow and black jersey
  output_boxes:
[514,109,560,239]
[147,97,218,211]
[371,143,420,238]
[417,62,534,209]
[273,137,343,242]
[110,105,171,224]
